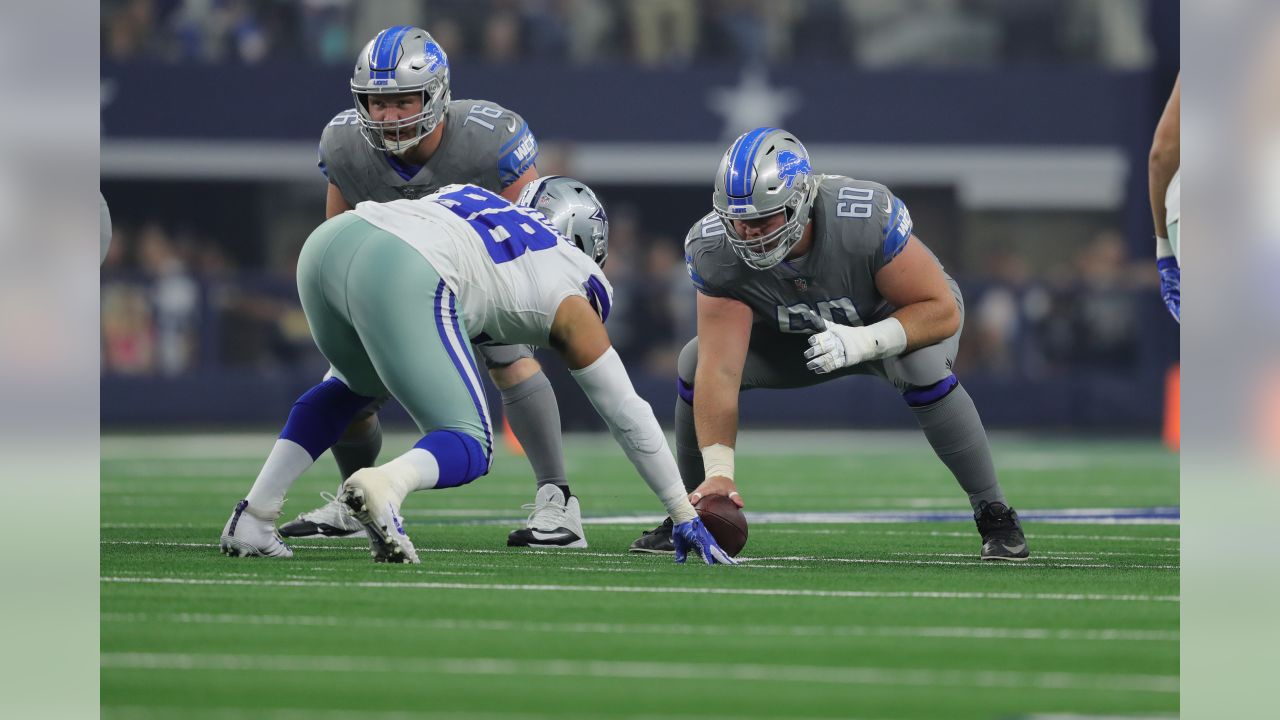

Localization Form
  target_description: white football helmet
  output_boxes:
[712,127,818,270]
[517,176,610,267]
[350,26,450,155]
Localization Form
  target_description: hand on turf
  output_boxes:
[690,476,744,508]
[672,517,737,565]
[1157,256,1180,324]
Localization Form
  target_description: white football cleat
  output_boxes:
[220,499,293,558]
[278,492,367,538]
[339,468,419,564]
[506,484,588,549]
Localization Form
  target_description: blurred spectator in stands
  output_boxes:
[702,0,804,64]
[843,0,999,67]
[1049,229,1145,370]
[959,249,1052,379]
[1063,0,1153,69]
[102,282,156,375]
[790,0,850,61]
[481,6,522,64]
[136,223,199,375]
[426,16,466,61]
[300,0,352,65]
[628,0,699,67]
[564,0,617,64]
[104,0,161,61]
[519,0,571,60]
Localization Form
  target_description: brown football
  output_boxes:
[694,494,748,557]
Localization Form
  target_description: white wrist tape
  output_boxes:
[701,443,735,482]
[1155,235,1174,260]
[863,317,908,361]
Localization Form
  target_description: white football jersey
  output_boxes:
[351,184,612,346]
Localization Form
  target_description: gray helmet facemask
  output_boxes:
[712,127,818,270]
[350,26,450,156]
[516,176,610,268]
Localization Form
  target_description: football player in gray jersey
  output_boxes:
[629,127,1029,561]
[280,25,584,549]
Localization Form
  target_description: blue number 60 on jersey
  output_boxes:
[434,185,561,264]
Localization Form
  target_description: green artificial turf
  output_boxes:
[102,431,1179,720]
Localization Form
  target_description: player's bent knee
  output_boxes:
[282,378,379,460]
[488,356,542,388]
[415,429,491,488]
[676,376,694,406]
[902,374,959,408]
[676,338,699,378]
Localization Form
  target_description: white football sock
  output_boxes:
[379,448,441,502]
[245,439,315,517]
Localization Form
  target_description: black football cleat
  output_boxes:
[628,516,675,554]
[974,501,1030,561]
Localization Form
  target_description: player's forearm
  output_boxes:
[1149,76,1180,238]
[570,347,697,523]
[692,365,741,452]
[1149,153,1177,238]
[891,297,960,353]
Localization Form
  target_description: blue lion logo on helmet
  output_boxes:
[424,40,447,72]
[776,150,811,189]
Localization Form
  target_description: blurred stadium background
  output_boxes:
[100,0,1180,434]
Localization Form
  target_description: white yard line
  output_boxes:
[100,540,1176,569]
[99,652,1178,694]
[100,704,895,720]
[100,611,1180,643]
[100,575,1180,603]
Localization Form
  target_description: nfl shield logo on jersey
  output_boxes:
[793,277,809,292]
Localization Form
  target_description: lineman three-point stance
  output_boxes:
[281,25,588,549]
[220,178,733,565]
[628,127,1030,561]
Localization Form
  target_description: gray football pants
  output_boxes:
[673,285,1005,510]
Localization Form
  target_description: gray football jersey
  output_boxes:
[685,175,944,334]
[318,98,539,203]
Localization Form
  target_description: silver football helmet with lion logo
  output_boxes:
[712,127,819,270]
[517,176,610,268]
[350,26,450,155]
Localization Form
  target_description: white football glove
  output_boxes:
[804,317,907,374]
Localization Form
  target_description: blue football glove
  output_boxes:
[672,517,737,565]
[1156,256,1180,324]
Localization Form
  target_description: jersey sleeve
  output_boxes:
[495,109,539,189]
[871,186,914,272]
[319,109,359,189]
[684,214,732,298]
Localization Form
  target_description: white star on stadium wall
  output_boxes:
[707,65,801,140]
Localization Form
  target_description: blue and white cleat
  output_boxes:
[339,468,420,564]
[672,517,737,565]
[220,499,293,558]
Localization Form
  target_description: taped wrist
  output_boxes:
[701,443,735,482]
[1156,235,1175,260]
[864,317,908,360]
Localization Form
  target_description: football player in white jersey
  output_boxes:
[282,25,589,550]
[220,178,734,565]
